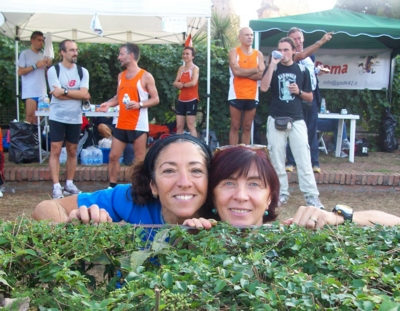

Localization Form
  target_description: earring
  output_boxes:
[212,208,217,214]
[153,194,158,199]
[264,211,269,216]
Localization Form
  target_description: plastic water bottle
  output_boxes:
[80,149,89,165]
[43,96,50,111]
[271,50,283,59]
[320,98,326,114]
[93,148,103,165]
[38,96,44,111]
[122,94,130,105]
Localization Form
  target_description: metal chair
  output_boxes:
[317,131,328,154]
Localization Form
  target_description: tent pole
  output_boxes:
[15,26,20,121]
[388,57,395,104]
[205,17,211,145]
[252,31,260,145]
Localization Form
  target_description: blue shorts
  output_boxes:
[24,97,39,103]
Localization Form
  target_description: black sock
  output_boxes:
[109,182,117,188]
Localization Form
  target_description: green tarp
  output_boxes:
[250,9,400,55]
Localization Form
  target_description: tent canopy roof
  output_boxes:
[0,0,211,44]
[250,9,400,54]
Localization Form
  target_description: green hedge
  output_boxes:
[1,36,399,146]
[0,219,399,310]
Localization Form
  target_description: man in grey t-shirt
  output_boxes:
[18,31,52,124]
[47,40,90,199]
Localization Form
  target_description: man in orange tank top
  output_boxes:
[100,43,159,188]
[228,27,265,145]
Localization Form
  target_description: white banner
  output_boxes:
[314,49,390,90]
[261,48,391,90]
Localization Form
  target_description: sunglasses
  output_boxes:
[214,144,269,157]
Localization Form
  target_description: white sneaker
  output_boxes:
[278,194,289,207]
[340,151,348,158]
[63,183,82,196]
[342,139,350,150]
[53,187,64,199]
[305,196,324,209]
[0,190,3,198]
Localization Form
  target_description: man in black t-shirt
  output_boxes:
[261,37,324,209]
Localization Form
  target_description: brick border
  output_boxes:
[4,165,400,188]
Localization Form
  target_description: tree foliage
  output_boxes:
[210,11,239,49]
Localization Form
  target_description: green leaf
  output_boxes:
[162,271,173,289]
[152,229,170,254]
[175,281,187,292]
[130,250,151,271]
[0,275,13,289]
[214,279,227,293]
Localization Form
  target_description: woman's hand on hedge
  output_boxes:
[182,218,217,229]
[283,206,340,229]
[67,205,112,224]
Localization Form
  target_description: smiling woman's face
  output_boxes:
[213,162,271,226]
[150,141,208,224]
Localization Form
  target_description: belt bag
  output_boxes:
[274,117,293,131]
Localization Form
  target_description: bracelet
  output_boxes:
[315,40,321,46]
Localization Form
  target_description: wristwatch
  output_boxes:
[32,64,37,70]
[139,102,143,108]
[62,87,69,95]
[298,90,303,96]
[315,40,321,46]
[332,204,353,222]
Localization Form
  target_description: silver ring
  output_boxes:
[309,217,318,223]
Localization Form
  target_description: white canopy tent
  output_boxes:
[0,0,212,143]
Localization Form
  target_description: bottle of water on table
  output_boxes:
[38,96,44,111]
[320,98,326,114]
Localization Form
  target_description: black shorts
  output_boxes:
[176,99,198,116]
[49,120,81,144]
[106,124,116,134]
[228,99,259,111]
[113,128,147,144]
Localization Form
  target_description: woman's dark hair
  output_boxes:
[183,46,196,57]
[129,134,212,205]
[203,146,279,223]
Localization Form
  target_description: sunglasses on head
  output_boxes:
[214,144,269,157]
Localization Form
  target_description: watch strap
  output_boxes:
[332,204,353,222]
